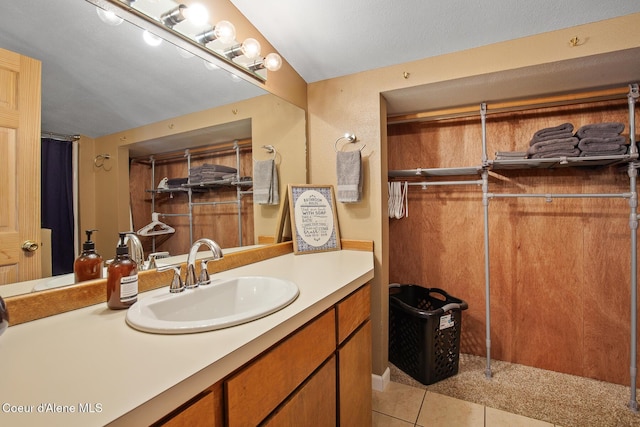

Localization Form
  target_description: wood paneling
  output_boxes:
[388,99,638,385]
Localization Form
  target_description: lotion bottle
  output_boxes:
[74,229,104,283]
[107,232,138,310]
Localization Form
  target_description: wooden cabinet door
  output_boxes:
[0,47,41,284]
[226,310,336,426]
[338,320,372,426]
[262,356,336,427]
[152,383,223,427]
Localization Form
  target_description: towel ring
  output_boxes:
[254,145,277,161]
[334,133,365,152]
[94,154,111,170]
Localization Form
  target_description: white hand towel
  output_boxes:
[253,159,279,205]
[337,150,362,203]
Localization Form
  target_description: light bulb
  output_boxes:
[184,3,209,27]
[96,7,123,26]
[240,38,261,60]
[213,20,236,44]
[143,30,163,47]
[264,53,282,72]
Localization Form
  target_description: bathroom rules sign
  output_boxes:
[288,185,341,254]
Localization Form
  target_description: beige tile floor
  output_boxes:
[373,381,562,427]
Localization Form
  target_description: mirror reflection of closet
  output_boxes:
[129,139,255,256]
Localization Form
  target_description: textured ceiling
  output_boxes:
[230,0,640,83]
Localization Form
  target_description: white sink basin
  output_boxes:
[125,276,299,334]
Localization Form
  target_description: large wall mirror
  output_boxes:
[0,0,307,296]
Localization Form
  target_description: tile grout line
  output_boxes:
[413,388,428,426]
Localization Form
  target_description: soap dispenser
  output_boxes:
[106,232,138,310]
[74,229,104,283]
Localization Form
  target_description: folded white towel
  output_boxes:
[337,150,362,203]
[253,159,279,205]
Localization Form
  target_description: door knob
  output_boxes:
[21,240,39,252]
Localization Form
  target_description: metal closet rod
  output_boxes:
[388,85,631,124]
[407,180,483,187]
[488,192,632,199]
[131,138,252,164]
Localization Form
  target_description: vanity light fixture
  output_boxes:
[183,3,209,26]
[224,38,261,60]
[160,5,187,28]
[101,0,284,82]
[161,3,209,28]
[249,53,283,72]
[195,20,236,45]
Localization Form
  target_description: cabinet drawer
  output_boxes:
[336,283,370,344]
[225,309,336,426]
[262,356,336,427]
[152,382,222,427]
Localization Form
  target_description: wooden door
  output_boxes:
[0,47,42,285]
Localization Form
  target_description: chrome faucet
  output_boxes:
[185,238,223,289]
[121,233,146,271]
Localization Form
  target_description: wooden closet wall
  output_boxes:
[388,99,637,386]
[129,145,254,256]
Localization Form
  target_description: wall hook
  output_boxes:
[569,36,584,47]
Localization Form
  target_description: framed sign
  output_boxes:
[288,185,341,254]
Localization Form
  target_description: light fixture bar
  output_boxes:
[160,5,187,28]
[89,0,267,83]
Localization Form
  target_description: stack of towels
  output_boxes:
[188,164,237,184]
[523,122,628,158]
[575,122,627,157]
[167,177,188,189]
[526,123,579,159]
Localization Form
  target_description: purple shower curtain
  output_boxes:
[41,137,75,275]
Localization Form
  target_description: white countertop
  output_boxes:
[0,249,373,427]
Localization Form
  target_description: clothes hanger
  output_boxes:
[137,212,176,236]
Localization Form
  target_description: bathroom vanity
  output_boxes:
[0,247,374,426]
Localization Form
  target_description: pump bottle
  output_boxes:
[74,229,104,283]
[107,232,138,310]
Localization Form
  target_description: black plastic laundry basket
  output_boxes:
[388,284,468,385]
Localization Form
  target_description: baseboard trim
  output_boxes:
[372,367,391,391]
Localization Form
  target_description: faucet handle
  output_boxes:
[147,254,158,270]
[157,265,184,293]
[199,259,212,286]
